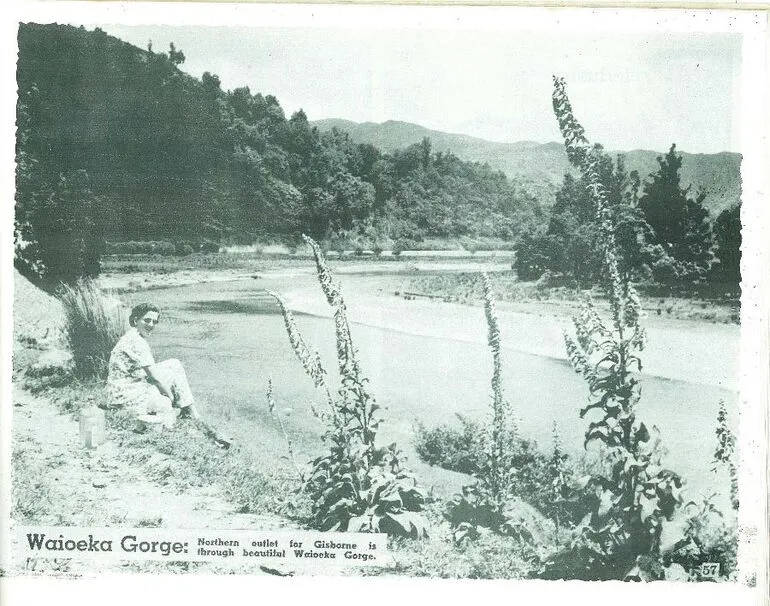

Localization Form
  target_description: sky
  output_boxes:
[96,23,742,154]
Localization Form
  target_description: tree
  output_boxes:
[638,144,717,283]
[15,84,46,280]
[517,150,647,284]
[25,170,105,284]
[168,42,185,66]
[712,203,741,284]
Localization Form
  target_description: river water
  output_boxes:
[135,270,739,505]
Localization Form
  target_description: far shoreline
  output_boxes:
[97,254,740,327]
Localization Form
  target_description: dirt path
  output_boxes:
[10,388,293,577]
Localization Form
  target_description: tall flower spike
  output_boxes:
[303,234,342,308]
[268,291,327,389]
[266,377,276,413]
[552,76,640,328]
[482,273,504,411]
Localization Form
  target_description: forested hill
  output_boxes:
[16,23,545,250]
[313,119,742,216]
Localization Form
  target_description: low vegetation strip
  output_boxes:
[404,271,740,324]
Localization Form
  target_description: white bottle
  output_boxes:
[79,406,106,449]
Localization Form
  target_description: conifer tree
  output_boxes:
[638,145,717,282]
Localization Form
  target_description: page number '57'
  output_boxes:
[699,563,721,578]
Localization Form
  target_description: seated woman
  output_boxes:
[107,303,200,428]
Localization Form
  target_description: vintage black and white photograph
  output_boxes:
[3,2,768,599]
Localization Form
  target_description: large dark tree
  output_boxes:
[638,144,717,283]
[15,82,104,285]
[712,203,741,284]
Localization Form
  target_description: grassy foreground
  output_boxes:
[12,369,549,578]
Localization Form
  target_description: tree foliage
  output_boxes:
[16,23,543,278]
[15,80,105,284]
[515,142,728,288]
[712,203,741,284]
[17,24,737,291]
[638,145,718,283]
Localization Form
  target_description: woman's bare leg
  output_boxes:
[149,358,198,417]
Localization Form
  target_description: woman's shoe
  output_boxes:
[178,405,200,420]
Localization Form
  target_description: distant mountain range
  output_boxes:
[312,119,742,215]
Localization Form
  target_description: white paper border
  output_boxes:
[1,3,767,605]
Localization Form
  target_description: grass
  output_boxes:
[10,439,54,522]
[378,524,542,578]
[43,381,312,523]
[59,278,128,378]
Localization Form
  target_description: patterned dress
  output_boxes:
[107,328,194,421]
[107,328,157,411]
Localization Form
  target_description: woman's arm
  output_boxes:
[143,365,172,399]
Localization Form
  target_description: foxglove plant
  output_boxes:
[712,400,738,511]
[544,77,684,580]
[482,273,516,507]
[446,274,533,543]
[269,235,427,537]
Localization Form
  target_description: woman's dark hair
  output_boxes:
[129,303,161,327]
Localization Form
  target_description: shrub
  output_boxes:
[666,496,738,581]
[392,238,414,256]
[513,231,551,281]
[200,240,220,254]
[414,415,485,475]
[269,235,428,538]
[417,415,594,535]
[105,241,176,256]
[654,399,739,580]
[174,242,194,257]
[58,278,127,379]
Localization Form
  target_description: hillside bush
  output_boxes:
[269,235,428,538]
[59,278,128,379]
[105,241,177,256]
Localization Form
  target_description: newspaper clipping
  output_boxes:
[2,2,768,605]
